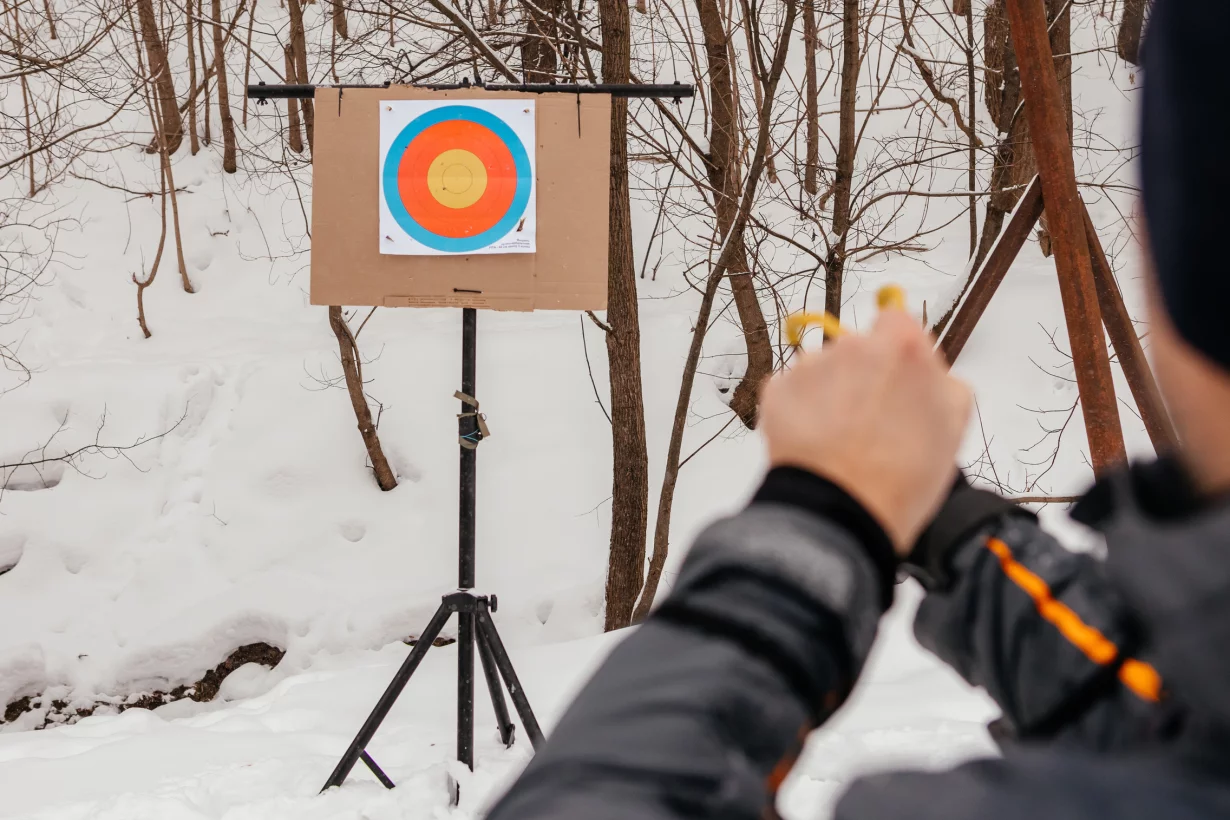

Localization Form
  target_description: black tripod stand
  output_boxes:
[321,308,543,795]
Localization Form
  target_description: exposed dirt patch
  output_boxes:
[1,642,286,730]
[404,635,456,647]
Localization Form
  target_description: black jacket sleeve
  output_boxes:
[485,468,894,820]
[905,479,1181,751]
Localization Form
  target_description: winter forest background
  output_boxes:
[0,1,1151,817]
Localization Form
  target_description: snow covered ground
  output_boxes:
[0,584,999,820]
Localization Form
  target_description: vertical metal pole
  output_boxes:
[457,307,478,770]
[1081,206,1179,453]
[460,307,478,590]
[1004,0,1126,475]
[939,176,1045,365]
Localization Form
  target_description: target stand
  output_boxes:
[248,79,694,802]
[318,308,543,800]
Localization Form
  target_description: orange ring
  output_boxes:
[397,120,518,239]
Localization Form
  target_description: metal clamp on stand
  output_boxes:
[455,391,490,450]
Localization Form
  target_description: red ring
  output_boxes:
[396,120,518,239]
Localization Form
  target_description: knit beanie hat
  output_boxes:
[1140,0,1230,371]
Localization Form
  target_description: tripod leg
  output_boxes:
[360,751,396,789]
[320,602,452,792]
[458,610,475,770]
[476,609,544,748]
[477,625,516,747]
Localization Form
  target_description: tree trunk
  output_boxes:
[1117,0,1146,65]
[41,0,56,38]
[693,0,771,428]
[186,0,201,154]
[136,97,171,339]
[332,0,348,39]
[242,0,257,127]
[287,0,314,151]
[633,0,799,623]
[932,0,1029,336]
[212,0,238,173]
[8,4,36,196]
[135,0,184,154]
[802,0,820,195]
[284,44,304,153]
[521,0,559,81]
[199,0,212,145]
[328,307,399,491]
[598,0,649,632]
[965,0,977,256]
[824,0,859,327]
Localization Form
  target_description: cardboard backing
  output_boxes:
[310,87,611,311]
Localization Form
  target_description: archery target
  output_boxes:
[379,100,536,255]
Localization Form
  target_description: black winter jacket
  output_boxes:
[486,461,1230,819]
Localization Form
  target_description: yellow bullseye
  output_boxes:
[426,149,488,209]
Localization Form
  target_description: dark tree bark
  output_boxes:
[41,0,57,38]
[185,0,201,154]
[328,307,398,491]
[284,44,304,153]
[332,0,349,40]
[199,0,212,145]
[241,0,257,127]
[965,0,976,256]
[824,0,860,327]
[521,0,559,81]
[1117,0,1147,65]
[693,0,772,428]
[135,0,184,154]
[598,0,649,632]
[212,0,238,172]
[802,0,820,195]
[287,0,314,151]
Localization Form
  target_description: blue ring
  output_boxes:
[382,105,532,253]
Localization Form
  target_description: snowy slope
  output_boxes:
[0,586,998,820]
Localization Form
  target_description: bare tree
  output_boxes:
[802,0,820,195]
[1117,0,1147,65]
[824,0,861,327]
[328,306,398,491]
[134,0,184,153]
[287,0,314,151]
[694,0,772,429]
[598,0,650,632]
[284,44,305,153]
[332,0,349,40]
[212,0,238,172]
[186,0,202,154]
[634,0,799,622]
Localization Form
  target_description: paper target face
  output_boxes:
[379,100,536,255]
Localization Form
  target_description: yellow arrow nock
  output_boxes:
[785,285,907,347]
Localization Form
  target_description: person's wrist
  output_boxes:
[753,464,898,611]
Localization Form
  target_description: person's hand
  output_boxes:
[759,309,972,554]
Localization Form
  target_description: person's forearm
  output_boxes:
[908,482,1176,749]
[486,468,893,820]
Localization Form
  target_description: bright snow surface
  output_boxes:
[0,585,998,819]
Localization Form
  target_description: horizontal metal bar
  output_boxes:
[246,81,694,100]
